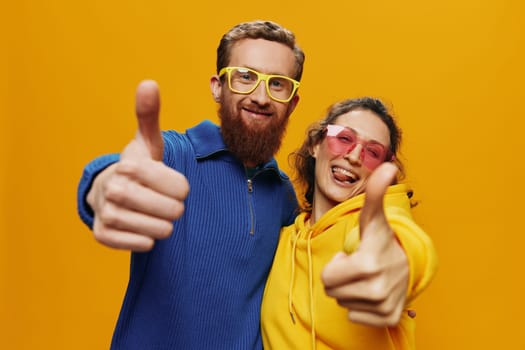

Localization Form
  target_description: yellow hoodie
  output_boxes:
[261,184,437,350]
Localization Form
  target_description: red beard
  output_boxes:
[219,104,289,166]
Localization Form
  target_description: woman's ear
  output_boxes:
[311,143,320,159]
[210,75,222,103]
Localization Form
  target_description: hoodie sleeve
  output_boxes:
[385,203,438,302]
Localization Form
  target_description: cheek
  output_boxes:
[221,93,240,112]
[275,102,294,120]
[360,167,373,179]
[318,141,340,159]
[314,154,335,180]
[314,161,326,181]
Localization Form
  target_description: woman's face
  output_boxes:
[312,108,391,211]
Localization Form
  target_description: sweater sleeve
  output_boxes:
[76,153,120,229]
[386,206,438,303]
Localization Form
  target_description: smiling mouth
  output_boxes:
[332,166,357,183]
[243,107,272,119]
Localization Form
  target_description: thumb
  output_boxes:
[359,162,398,234]
[135,80,164,161]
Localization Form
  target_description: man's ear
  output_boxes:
[210,75,222,103]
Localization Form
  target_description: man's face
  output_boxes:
[210,38,300,167]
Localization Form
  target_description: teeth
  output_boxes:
[333,166,356,181]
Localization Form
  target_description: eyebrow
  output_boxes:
[238,65,292,77]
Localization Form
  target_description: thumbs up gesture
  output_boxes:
[321,163,409,327]
[87,80,189,251]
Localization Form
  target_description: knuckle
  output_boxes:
[157,222,174,239]
[169,201,185,220]
[98,203,120,227]
[92,226,103,242]
[175,171,190,190]
[320,261,339,287]
[104,181,128,203]
[171,172,190,199]
[385,313,401,327]
[368,281,389,302]
[93,226,110,245]
[320,270,330,286]
[380,304,403,326]
[134,239,155,252]
[377,300,395,316]
[116,159,140,175]
[354,254,381,276]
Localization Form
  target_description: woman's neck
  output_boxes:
[309,200,335,226]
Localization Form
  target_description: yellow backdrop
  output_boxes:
[3,0,525,349]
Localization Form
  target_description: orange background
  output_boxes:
[3,0,525,349]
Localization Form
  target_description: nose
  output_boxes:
[249,79,271,105]
[344,143,363,165]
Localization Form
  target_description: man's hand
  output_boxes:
[321,163,409,327]
[87,80,189,252]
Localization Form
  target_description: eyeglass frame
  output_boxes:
[324,124,394,170]
[218,66,300,103]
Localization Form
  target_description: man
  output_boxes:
[78,20,412,349]
[78,20,303,349]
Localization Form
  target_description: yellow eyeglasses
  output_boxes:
[218,66,300,103]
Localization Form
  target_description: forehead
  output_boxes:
[228,38,297,77]
[333,109,391,145]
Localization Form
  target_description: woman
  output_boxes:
[261,97,437,349]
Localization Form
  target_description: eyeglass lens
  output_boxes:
[325,124,388,170]
[229,68,295,101]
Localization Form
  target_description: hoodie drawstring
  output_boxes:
[307,230,316,350]
[288,223,317,350]
[288,231,299,324]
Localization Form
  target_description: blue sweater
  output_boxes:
[77,120,298,349]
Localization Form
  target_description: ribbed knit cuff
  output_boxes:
[77,153,120,229]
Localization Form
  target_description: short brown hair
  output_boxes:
[216,20,305,81]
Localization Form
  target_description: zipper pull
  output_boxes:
[247,179,253,193]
